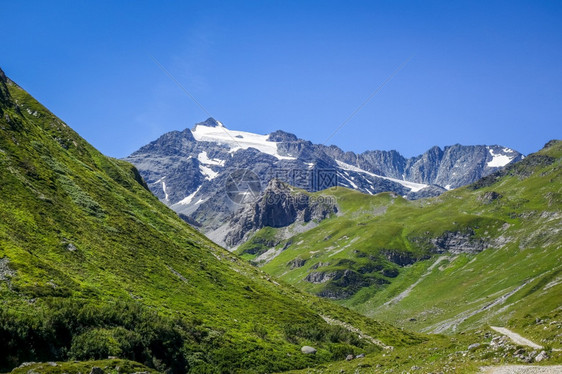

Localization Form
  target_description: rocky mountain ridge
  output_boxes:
[125,118,523,232]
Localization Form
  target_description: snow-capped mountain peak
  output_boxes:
[125,119,523,232]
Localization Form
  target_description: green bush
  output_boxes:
[0,299,189,373]
[69,328,123,359]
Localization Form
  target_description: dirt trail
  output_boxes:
[481,365,562,373]
[490,326,561,352]
[485,324,562,372]
[490,326,543,349]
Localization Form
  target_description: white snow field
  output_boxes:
[192,122,296,160]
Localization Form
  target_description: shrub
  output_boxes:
[69,328,123,359]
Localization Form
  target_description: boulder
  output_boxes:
[468,343,481,350]
[535,351,549,362]
[301,346,317,354]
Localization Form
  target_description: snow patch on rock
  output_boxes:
[173,185,203,207]
[335,160,428,192]
[197,151,225,166]
[487,147,515,168]
[199,165,219,180]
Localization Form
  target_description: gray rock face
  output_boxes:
[267,130,298,142]
[431,229,490,254]
[124,118,522,235]
[380,249,420,266]
[288,258,307,269]
[320,142,522,190]
[221,179,338,247]
[305,271,337,284]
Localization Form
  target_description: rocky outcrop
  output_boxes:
[267,130,298,142]
[431,229,490,254]
[222,179,338,247]
[305,271,336,284]
[380,249,419,266]
[288,257,307,269]
[310,262,330,270]
[478,191,502,204]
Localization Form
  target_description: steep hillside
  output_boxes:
[238,140,562,346]
[0,69,420,373]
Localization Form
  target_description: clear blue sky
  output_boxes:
[2,0,561,158]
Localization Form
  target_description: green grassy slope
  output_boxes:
[0,69,420,373]
[242,141,562,347]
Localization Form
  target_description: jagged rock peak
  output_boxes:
[194,117,223,129]
[267,130,298,142]
[428,145,444,154]
[0,67,6,82]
